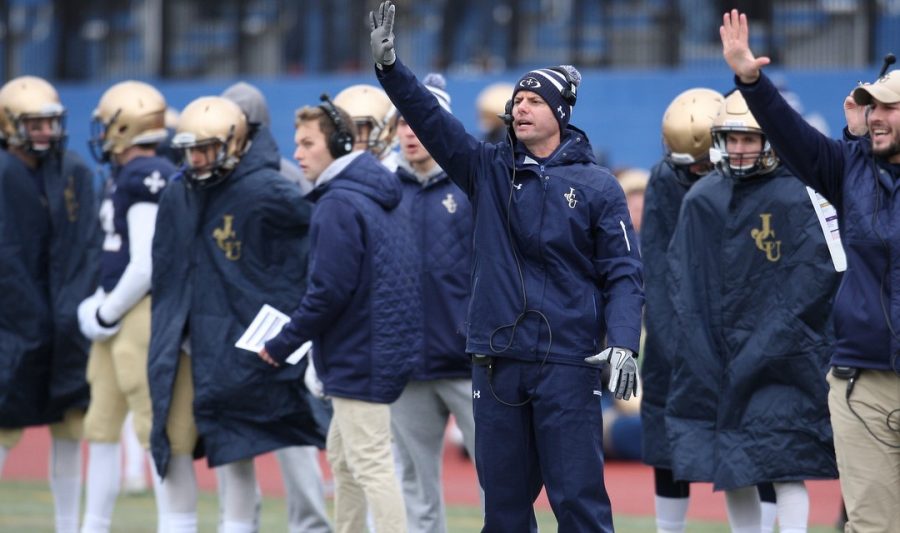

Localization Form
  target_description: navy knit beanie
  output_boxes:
[512,65,581,132]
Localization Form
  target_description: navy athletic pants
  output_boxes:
[471,357,614,532]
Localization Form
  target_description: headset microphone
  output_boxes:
[879,53,896,78]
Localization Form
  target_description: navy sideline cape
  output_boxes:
[665,166,839,490]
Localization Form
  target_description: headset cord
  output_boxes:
[484,134,554,408]
[844,156,900,449]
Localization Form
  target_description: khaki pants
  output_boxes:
[827,369,900,533]
[83,297,153,446]
[0,408,82,448]
[166,352,197,456]
[327,397,406,533]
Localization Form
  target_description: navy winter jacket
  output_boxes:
[665,166,838,490]
[378,61,644,364]
[397,162,473,380]
[639,160,693,469]
[265,152,421,404]
[739,72,900,372]
[44,152,101,417]
[149,127,325,474]
[0,150,99,428]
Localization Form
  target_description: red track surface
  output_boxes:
[4,427,842,525]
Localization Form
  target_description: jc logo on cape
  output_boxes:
[64,175,79,222]
[213,214,242,261]
[751,213,781,262]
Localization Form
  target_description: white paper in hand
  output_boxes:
[235,304,312,365]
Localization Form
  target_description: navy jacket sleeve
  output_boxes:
[260,177,312,231]
[594,178,644,352]
[738,72,846,208]
[376,60,490,197]
[265,195,365,361]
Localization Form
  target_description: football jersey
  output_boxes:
[99,155,177,291]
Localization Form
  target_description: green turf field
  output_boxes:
[0,480,837,532]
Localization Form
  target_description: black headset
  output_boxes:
[318,93,354,159]
[547,66,578,107]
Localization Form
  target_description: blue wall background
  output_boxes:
[56,65,873,174]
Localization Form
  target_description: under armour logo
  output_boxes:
[564,187,578,208]
[143,171,166,194]
[473,390,481,399]
[519,77,541,89]
[557,105,566,119]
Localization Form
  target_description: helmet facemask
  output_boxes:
[710,127,778,179]
[173,128,238,189]
[11,109,67,157]
[174,96,249,190]
[709,91,778,180]
[0,75,68,158]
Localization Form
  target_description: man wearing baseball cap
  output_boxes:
[369,2,644,531]
[721,9,900,531]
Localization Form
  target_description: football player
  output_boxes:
[78,81,176,533]
[0,75,101,533]
[149,96,325,533]
[334,84,400,170]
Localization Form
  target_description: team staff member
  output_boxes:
[78,80,175,533]
[369,3,644,531]
[0,76,101,533]
[260,97,419,533]
[149,96,325,533]
[391,72,478,533]
[722,9,900,531]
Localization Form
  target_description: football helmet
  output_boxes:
[90,81,168,163]
[333,84,396,158]
[662,88,723,170]
[710,91,778,179]
[172,96,248,188]
[0,76,66,155]
[476,83,515,126]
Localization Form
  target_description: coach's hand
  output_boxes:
[369,1,396,69]
[77,290,121,342]
[720,9,770,84]
[258,346,280,368]
[844,92,868,136]
[585,347,640,401]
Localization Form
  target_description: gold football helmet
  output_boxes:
[476,82,515,133]
[710,91,778,179]
[333,84,396,157]
[662,88,723,171]
[172,96,248,187]
[90,81,168,162]
[0,76,66,155]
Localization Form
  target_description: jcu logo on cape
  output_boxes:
[213,214,242,260]
[64,175,79,222]
[751,213,781,262]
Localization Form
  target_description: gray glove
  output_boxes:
[368,0,396,68]
[584,346,640,401]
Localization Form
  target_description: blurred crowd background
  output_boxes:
[2,0,898,171]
